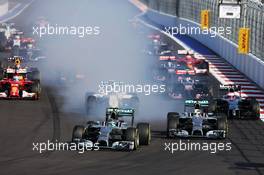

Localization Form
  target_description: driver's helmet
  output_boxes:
[194,109,202,116]
[186,77,192,82]
[107,119,117,127]
[13,75,20,82]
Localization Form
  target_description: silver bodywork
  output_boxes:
[73,121,135,151]
[168,113,226,139]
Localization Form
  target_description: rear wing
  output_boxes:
[6,68,27,74]
[177,50,203,60]
[106,108,134,117]
[175,69,195,75]
[159,55,177,61]
[178,50,194,55]
[184,100,209,107]
[219,84,242,98]
[148,34,160,39]
[219,84,241,93]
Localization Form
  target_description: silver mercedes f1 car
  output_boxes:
[72,108,151,151]
[167,100,227,139]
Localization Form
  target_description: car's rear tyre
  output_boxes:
[125,128,139,150]
[217,113,227,138]
[210,99,229,114]
[31,81,41,100]
[249,98,260,120]
[28,69,41,82]
[137,123,151,145]
[198,61,209,71]
[167,112,179,138]
[0,68,4,80]
[72,125,85,142]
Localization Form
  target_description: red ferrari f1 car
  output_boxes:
[0,57,41,100]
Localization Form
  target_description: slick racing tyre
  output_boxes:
[217,114,227,139]
[167,112,179,138]
[31,81,41,99]
[72,125,85,142]
[209,99,229,114]
[125,128,139,150]
[0,68,4,80]
[137,123,151,145]
[249,98,260,120]
[197,61,209,71]
[28,69,41,82]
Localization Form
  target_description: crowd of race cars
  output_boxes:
[145,33,260,140]
[0,21,45,100]
[70,31,261,151]
[0,20,261,151]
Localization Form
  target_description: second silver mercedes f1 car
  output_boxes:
[167,100,227,139]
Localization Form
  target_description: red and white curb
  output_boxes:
[200,55,264,121]
[129,0,148,12]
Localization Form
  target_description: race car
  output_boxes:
[167,100,227,139]
[0,57,41,100]
[159,55,178,73]
[153,55,182,82]
[177,50,209,75]
[191,83,213,100]
[152,67,170,82]
[0,23,18,40]
[209,85,260,119]
[163,70,195,100]
[72,107,151,151]
[9,34,46,61]
[85,81,139,115]
[16,48,46,62]
[166,82,185,100]
[0,23,20,51]
[20,37,36,49]
[144,35,172,56]
[166,75,212,100]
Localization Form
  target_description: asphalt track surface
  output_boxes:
[0,0,264,175]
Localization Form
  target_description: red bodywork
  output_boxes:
[20,37,35,44]
[0,76,35,99]
[148,34,160,40]
[177,55,206,70]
